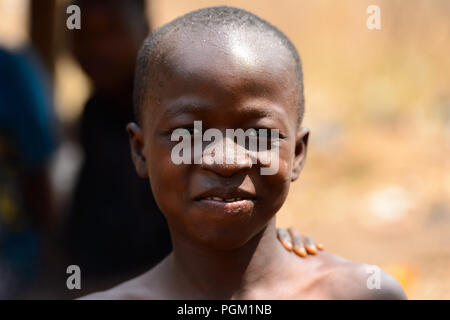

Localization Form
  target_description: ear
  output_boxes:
[291,126,309,182]
[126,122,148,178]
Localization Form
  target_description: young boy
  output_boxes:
[83,6,406,299]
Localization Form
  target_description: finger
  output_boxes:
[317,243,325,251]
[277,228,293,251]
[304,236,318,255]
[287,228,307,258]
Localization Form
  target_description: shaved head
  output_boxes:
[133,6,305,125]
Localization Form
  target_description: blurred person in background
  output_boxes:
[63,0,172,291]
[0,47,57,299]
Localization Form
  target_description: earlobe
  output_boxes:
[291,127,309,182]
[126,122,148,178]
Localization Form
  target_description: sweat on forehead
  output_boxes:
[133,6,305,125]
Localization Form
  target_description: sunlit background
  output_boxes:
[1,0,449,299]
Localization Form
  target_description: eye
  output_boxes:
[248,128,285,150]
[245,128,267,137]
[181,127,195,135]
[246,129,258,139]
[192,126,203,135]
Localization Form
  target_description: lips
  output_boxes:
[203,196,246,202]
[194,187,256,201]
[194,187,256,216]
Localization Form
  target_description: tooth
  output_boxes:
[236,197,242,200]
[212,197,223,201]
[225,198,236,202]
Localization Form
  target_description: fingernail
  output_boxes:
[284,240,293,251]
[295,247,307,257]
[307,245,317,255]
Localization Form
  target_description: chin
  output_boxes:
[188,222,265,251]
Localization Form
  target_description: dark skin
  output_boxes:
[71,0,322,259]
[82,29,405,299]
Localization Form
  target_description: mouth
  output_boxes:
[194,190,256,216]
[202,196,252,202]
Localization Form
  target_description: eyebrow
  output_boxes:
[163,103,214,118]
[163,103,277,119]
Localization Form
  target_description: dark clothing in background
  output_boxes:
[64,94,172,280]
[0,47,56,298]
[0,48,55,168]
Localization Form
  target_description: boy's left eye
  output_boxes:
[250,128,285,140]
[239,128,285,150]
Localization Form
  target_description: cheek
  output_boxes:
[255,144,293,215]
[146,139,188,214]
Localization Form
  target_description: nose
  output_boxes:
[200,137,253,177]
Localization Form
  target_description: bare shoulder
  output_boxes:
[77,274,151,300]
[78,256,172,300]
[307,251,407,300]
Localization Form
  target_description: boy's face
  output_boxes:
[128,30,309,250]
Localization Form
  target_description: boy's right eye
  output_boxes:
[182,126,201,135]
[185,127,198,135]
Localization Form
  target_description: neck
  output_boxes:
[167,218,289,299]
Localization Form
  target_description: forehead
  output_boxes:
[165,29,294,86]
[145,29,298,126]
